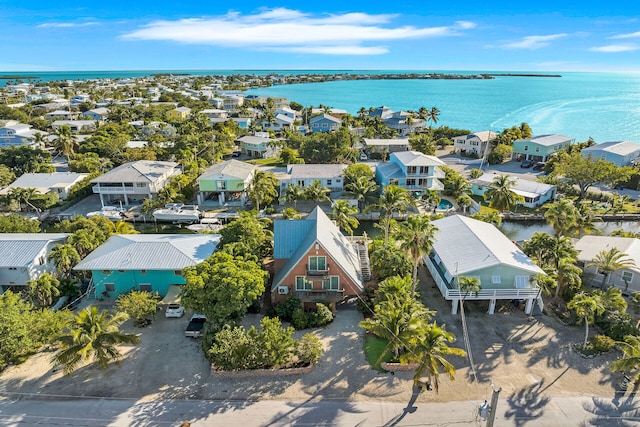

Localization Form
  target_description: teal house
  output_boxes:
[512,134,574,162]
[74,234,220,298]
[197,159,256,206]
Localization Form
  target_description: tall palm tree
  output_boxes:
[68,229,102,258]
[544,199,579,236]
[283,183,304,208]
[52,307,140,374]
[568,292,606,349]
[247,170,279,212]
[396,215,438,295]
[48,244,81,277]
[484,174,524,212]
[610,335,640,387]
[400,321,466,392]
[446,175,471,199]
[555,258,582,298]
[375,184,414,244]
[303,180,331,205]
[54,125,76,162]
[588,247,636,290]
[27,273,61,308]
[346,176,378,212]
[332,200,359,235]
[568,202,602,237]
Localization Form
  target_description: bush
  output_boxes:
[274,296,302,321]
[291,308,308,329]
[296,333,323,365]
[588,335,616,353]
[312,304,334,327]
[596,310,640,341]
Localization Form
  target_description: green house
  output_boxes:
[74,234,220,298]
[511,134,574,162]
[197,160,256,206]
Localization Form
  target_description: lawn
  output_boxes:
[246,158,285,167]
[364,335,393,371]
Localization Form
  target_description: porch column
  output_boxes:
[99,193,105,208]
[524,298,534,315]
[451,299,459,315]
[488,298,497,314]
[123,193,129,206]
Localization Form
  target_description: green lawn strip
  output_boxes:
[364,335,393,372]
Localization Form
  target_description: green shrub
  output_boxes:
[274,296,302,321]
[588,334,616,353]
[296,333,323,365]
[291,308,308,329]
[312,304,334,327]
[596,310,640,341]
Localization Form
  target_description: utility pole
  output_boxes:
[486,385,502,427]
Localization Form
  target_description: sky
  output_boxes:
[2,1,640,72]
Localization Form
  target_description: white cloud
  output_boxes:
[501,34,567,50]
[590,44,640,53]
[121,9,475,55]
[38,21,98,28]
[610,31,640,40]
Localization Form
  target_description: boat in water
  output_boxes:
[186,218,222,233]
[152,203,202,223]
[86,206,126,221]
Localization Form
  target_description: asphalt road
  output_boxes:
[0,394,638,426]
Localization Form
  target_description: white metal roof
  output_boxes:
[391,151,446,167]
[91,160,179,184]
[431,215,544,276]
[582,141,640,157]
[286,164,347,179]
[0,172,88,195]
[74,234,220,271]
[0,233,68,267]
[363,138,410,146]
[471,173,555,198]
[517,134,574,147]
[575,236,640,273]
[198,159,256,181]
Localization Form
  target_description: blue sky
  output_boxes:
[2,1,640,72]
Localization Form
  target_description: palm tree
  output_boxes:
[610,335,640,388]
[446,175,471,199]
[346,176,378,212]
[48,244,81,277]
[555,258,582,298]
[400,321,466,391]
[52,307,140,374]
[469,211,502,227]
[396,215,438,295]
[114,221,138,234]
[456,194,473,214]
[568,292,606,349]
[484,174,524,212]
[332,200,359,235]
[247,170,279,212]
[544,199,579,236]
[421,189,441,211]
[54,125,76,162]
[568,202,602,237]
[303,180,331,205]
[27,273,61,308]
[588,247,636,290]
[375,184,414,244]
[427,107,440,129]
[68,229,102,258]
[283,183,304,208]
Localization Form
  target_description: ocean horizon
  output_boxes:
[2,69,640,144]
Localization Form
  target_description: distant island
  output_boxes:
[0,75,40,80]
[487,73,562,78]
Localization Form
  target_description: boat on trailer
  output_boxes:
[152,203,201,223]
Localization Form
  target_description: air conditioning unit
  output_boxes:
[278,286,289,295]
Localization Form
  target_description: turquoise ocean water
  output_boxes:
[3,70,640,143]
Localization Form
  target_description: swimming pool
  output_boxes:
[437,199,454,210]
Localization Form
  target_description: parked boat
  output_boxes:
[186,218,222,233]
[86,206,126,221]
[152,203,201,223]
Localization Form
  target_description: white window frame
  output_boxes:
[492,275,501,284]
[295,276,313,290]
[322,276,340,290]
[309,256,327,271]
[622,271,634,282]
[514,276,530,289]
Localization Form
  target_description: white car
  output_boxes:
[165,304,185,318]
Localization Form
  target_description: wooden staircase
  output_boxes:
[356,242,371,282]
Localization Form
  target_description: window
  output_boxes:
[407,166,417,175]
[327,179,332,186]
[217,181,226,190]
[136,183,146,188]
[295,276,313,290]
[140,270,147,274]
[174,270,182,276]
[323,276,340,290]
[139,284,152,292]
[309,256,327,271]
[492,275,501,284]
[406,179,416,186]
[39,256,45,265]
[105,283,115,292]
[102,270,111,274]
[524,145,528,151]
[322,123,328,129]
[623,271,634,282]
[535,147,540,153]
[514,276,530,288]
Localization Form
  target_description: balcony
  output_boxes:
[92,185,139,194]
[306,264,330,278]
[296,288,345,303]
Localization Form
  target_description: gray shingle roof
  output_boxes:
[0,233,68,267]
[74,234,220,271]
